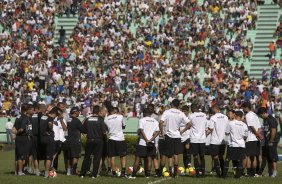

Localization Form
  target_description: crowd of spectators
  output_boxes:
[0,0,281,122]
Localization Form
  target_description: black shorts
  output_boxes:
[107,139,127,157]
[265,144,278,162]
[135,145,157,157]
[227,147,246,160]
[32,136,40,159]
[262,146,267,157]
[246,141,260,156]
[54,141,63,154]
[15,136,32,160]
[190,143,205,156]
[182,139,191,155]
[102,139,108,158]
[41,136,55,160]
[205,145,211,155]
[69,143,81,158]
[164,135,182,157]
[158,139,166,156]
[210,144,226,156]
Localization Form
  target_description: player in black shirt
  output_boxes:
[65,106,84,175]
[40,107,59,178]
[257,107,279,177]
[29,104,41,176]
[14,104,33,176]
[80,105,107,179]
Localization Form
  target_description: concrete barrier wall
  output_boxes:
[0,117,281,144]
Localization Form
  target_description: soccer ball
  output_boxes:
[163,171,170,177]
[49,170,57,178]
[116,168,121,177]
[138,167,144,174]
[188,167,196,176]
[127,166,133,174]
[178,167,185,174]
[162,167,167,173]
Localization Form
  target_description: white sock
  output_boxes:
[45,171,49,177]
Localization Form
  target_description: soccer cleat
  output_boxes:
[128,176,136,179]
[35,171,41,176]
[92,177,96,179]
[18,172,25,176]
[254,174,262,178]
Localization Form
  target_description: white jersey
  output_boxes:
[205,120,212,146]
[53,118,66,142]
[161,108,190,138]
[209,113,229,145]
[189,112,208,143]
[225,120,233,146]
[104,114,125,141]
[245,111,261,142]
[138,117,159,146]
[225,120,248,148]
[181,115,191,142]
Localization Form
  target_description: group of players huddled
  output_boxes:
[12,99,279,179]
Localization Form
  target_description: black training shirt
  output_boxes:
[266,115,279,143]
[40,115,54,137]
[84,116,107,139]
[67,116,84,144]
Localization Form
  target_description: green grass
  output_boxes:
[0,150,281,184]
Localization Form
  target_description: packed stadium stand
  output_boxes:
[0,0,281,144]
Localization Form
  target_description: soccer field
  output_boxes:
[0,150,281,184]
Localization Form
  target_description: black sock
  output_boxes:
[112,170,117,176]
[173,165,178,176]
[73,163,77,175]
[200,156,205,176]
[194,156,200,176]
[247,168,251,176]
[145,170,151,177]
[158,165,164,177]
[132,168,137,177]
[214,159,221,177]
[121,167,126,175]
[108,167,111,172]
[223,160,229,178]
[168,166,172,175]
[220,158,224,175]
[155,169,159,175]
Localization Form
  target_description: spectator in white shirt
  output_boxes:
[5,118,14,144]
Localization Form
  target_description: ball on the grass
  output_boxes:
[188,167,196,176]
[178,167,185,174]
[49,170,57,178]
[116,168,121,177]
[162,167,167,173]
[138,167,144,174]
[163,171,170,177]
[127,166,133,174]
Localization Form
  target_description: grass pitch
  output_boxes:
[0,149,281,184]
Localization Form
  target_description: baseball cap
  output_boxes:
[70,106,80,114]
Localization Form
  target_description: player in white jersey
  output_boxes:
[129,108,160,179]
[104,107,127,178]
[181,105,192,170]
[223,110,248,178]
[158,99,190,177]
[186,103,208,177]
[207,105,229,177]
[242,102,262,177]
[148,104,161,176]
